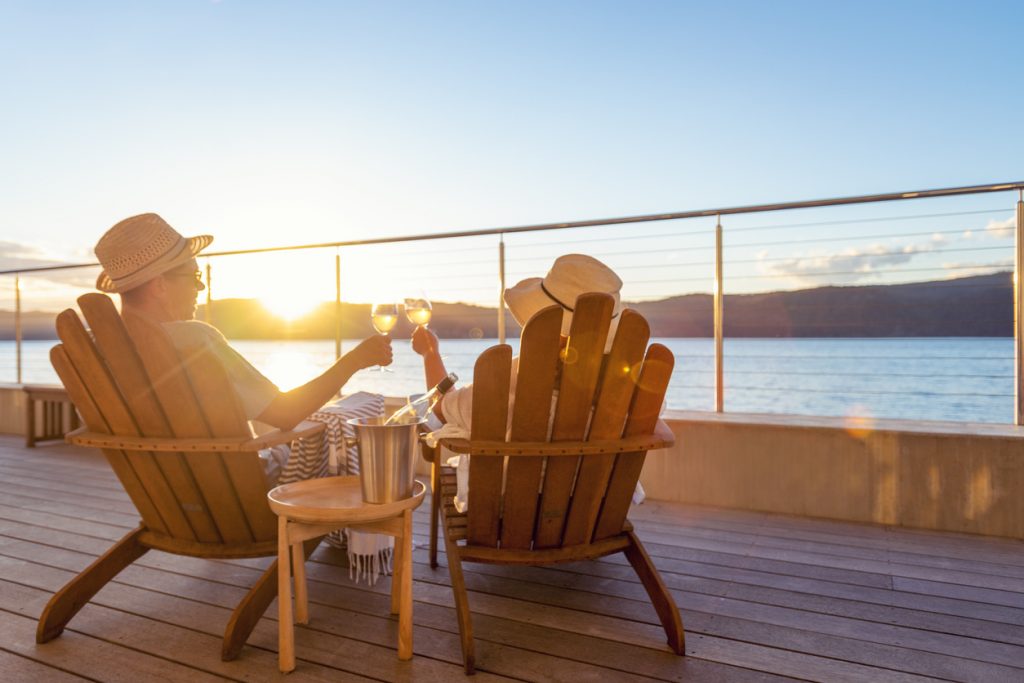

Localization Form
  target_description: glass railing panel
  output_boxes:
[504,219,717,411]
[2,266,102,385]
[720,193,1015,422]
[0,275,16,384]
[1,182,1020,425]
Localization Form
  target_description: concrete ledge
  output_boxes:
[644,410,1024,540]
[663,409,1024,439]
[0,383,31,435]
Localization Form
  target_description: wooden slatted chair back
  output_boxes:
[463,292,674,552]
[50,293,277,549]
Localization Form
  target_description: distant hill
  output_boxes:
[207,299,503,340]
[1,272,1012,340]
[631,271,1012,337]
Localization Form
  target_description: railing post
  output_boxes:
[498,235,507,344]
[335,249,342,359]
[714,217,724,413]
[203,261,212,324]
[1016,191,1024,425]
[15,274,22,384]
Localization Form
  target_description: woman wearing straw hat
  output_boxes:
[411,253,624,432]
[411,254,644,511]
[94,213,393,432]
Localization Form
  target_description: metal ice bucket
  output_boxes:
[345,416,425,503]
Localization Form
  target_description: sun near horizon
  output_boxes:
[258,293,320,322]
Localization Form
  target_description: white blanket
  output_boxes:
[265,392,395,585]
[313,392,394,586]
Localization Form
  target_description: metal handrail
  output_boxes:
[3,180,1024,423]
[2,181,1022,276]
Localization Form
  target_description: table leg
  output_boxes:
[277,517,295,673]
[390,529,403,615]
[292,540,308,624]
[398,508,413,660]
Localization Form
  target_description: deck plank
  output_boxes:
[402,554,1024,679]
[3,436,1024,682]
[0,592,240,682]
[634,513,1024,579]
[0,645,94,683]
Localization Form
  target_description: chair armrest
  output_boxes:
[66,420,326,453]
[439,428,674,457]
[653,419,676,448]
[418,430,439,463]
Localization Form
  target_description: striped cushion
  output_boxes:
[280,392,385,553]
[280,391,384,483]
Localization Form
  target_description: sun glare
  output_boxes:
[261,350,323,391]
[260,294,318,321]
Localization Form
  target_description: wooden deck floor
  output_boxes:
[0,436,1022,682]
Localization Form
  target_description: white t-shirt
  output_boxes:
[439,357,519,434]
[163,320,279,420]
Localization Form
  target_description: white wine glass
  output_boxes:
[370,302,398,372]
[404,295,432,327]
[405,294,445,362]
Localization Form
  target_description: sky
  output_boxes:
[2,0,1023,310]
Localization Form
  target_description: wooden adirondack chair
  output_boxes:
[425,292,685,674]
[36,292,325,660]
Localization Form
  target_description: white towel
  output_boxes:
[315,393,395,585]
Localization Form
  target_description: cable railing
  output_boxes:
[3,181,1023,424]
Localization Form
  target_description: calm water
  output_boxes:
[1,337,1013,424]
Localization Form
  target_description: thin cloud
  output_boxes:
[939,260,1013,279]
[0,240,46,261]
[762,239,942,285]
[983,217,1015,240]
[962,216,1014,241]
[0,240,96,287]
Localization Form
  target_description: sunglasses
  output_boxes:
[164,270,204,287]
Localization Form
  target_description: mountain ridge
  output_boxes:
[1,271,1011,340]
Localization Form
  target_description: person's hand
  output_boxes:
[348,334,393,369]
[411,325,440,358]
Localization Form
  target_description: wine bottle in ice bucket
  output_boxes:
[385,372,458,424]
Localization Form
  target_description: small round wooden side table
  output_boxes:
[267,475,425,673]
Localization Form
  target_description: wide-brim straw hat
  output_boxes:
[95,213,213,293]
[504,253,624,340]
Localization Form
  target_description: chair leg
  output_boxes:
[442,524,475,674]
[430,459,440,569]
[222,536,323,662]
[37,525,148,643]
[623,530,685,655]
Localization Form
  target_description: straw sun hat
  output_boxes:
[503,253,623,338]
[94,213,213,293]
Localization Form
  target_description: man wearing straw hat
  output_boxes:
[94,213,393,432]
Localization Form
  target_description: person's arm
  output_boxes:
[256,334,392,431]
[411,325,448,420]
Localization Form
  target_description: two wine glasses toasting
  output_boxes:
[372,296,433,335]
[368,297,433,372]
[370,295,458,425]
